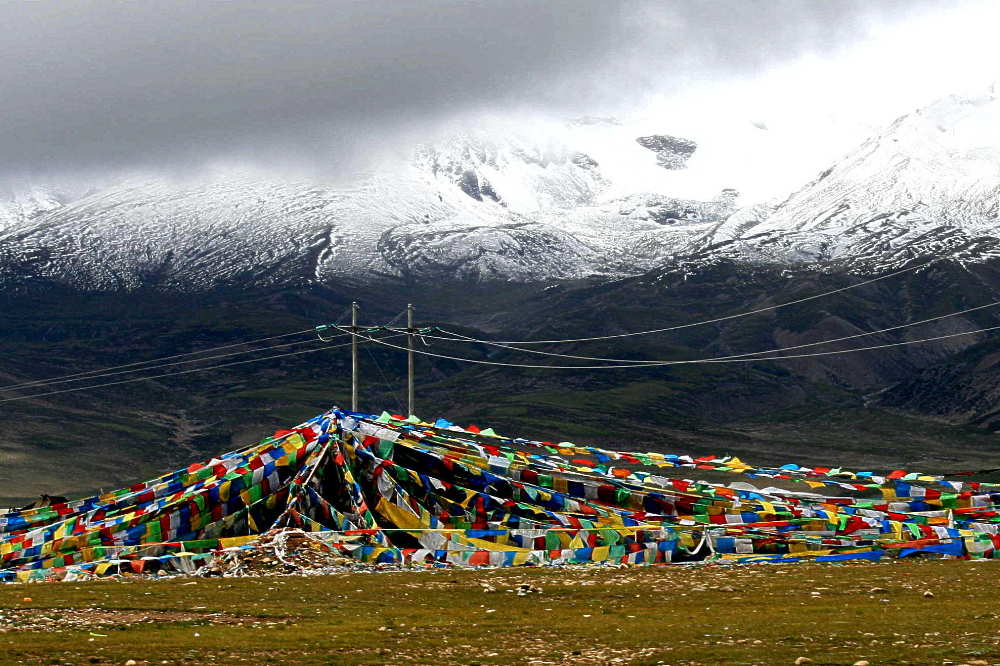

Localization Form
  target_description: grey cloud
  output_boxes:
[0,0,951,180]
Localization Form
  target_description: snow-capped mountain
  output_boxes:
[0,184,68,232]
[2,87,1000,291]
[698,86,1000,269]
[0,130,734,290]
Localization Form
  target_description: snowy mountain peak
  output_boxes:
[412,132,610,214]
[3,89,1000,291]
[0,128,723,290]
[0,184,68,232]
[699,90,1000,268]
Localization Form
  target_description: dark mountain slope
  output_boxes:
[4,259,1000,502]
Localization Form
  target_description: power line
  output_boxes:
[401,299,1000,365]
[0,254,970,405]
[364,344,407,417]
[459,258,944,345]
[0,257,950,400]
[337,324,1000,370]
[700,324,1000,364]
[0,334,404,404]
[358,306,410,415]
[0,327,319,392]
[331,304,354,326]
[0,333,350,392]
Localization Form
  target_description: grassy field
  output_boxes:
[2,560,999,665]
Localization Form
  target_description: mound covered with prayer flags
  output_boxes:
[3,408,1000,582]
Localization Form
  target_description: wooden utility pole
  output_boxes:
[351,301,359,411]
[407,303,415,416]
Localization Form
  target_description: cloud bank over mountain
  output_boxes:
[0,0,968,185]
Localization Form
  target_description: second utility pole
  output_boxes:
[351,301,359,412]
[407,303,415,417]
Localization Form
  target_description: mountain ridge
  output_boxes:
[3,90,1000,291]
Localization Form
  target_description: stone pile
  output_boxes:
[212,530,355,577]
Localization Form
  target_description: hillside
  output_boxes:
[5,258,1000,502]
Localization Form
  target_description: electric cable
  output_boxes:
[0,327,319,391]
[336,324,1000,370]
[364,344,407,416]
[0,257,950,392]
[0,333,350,391]
[443,257,945,345]
[0,334,404,404]
[398,299,1000,365]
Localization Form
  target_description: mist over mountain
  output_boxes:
[3,89,1000,291]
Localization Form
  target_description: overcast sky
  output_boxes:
[2,1,998,199]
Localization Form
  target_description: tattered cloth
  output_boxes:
[3,408,999,581]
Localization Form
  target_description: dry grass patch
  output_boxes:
[1,560,999,664]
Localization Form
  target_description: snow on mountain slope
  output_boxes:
[5,87,1000,292]
[0,184,67,232]
[0,131,732,290]
[699,87,1000,269]
[412,132,610,212]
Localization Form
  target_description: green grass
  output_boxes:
[2,560,999,664]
